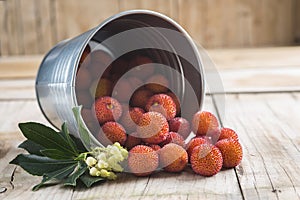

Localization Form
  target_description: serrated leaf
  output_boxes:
[79,173,106,188]
[40,149,75,160]
[10,154,77,176]
[33,163,78,191]
[18,122,77,157]
[60,122,78,155]
[18,140,45,156]
[64,161,87,186]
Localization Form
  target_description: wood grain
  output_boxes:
[213,93,300,199]
[34,0,54,54]
[55,0,119,42]
[119,0,177,20]
[0,0,21,55]
[1,0,299,55]
[178,0,206,47]
[296,0,300,43]
[0,55,42,79]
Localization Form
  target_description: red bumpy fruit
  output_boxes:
[169,117,191,140]
[145,94,176,121]
[159,143,188,173]
[137,112,169,144]
[93,96,122,124]
[192,111,219,136]
[128,145,159,176]
[190,143,223,176]
[99,122,127,146]
[215,139,243,168]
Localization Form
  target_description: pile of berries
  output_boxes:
[76,45,243,177]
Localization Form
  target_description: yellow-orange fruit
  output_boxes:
[192,111,219,136]
[146,74,169,93]
[169,117,191,140]
[147,144,161,151]
[125,134,142,150]
[218,128,239,141]
[215,139,243,168]
[159,143,188,172]
[190,144,223,176]
[166,91,181,115]
[90,78,113,99]
[137,112,169,144]
[100,121,127,146]
[120,107,145,132]
[128,145,159,176]
[130,88,153,109]
[160,132,185,148]
[93,96,122,124]
[145,94,176,121]
[186,137,208,156]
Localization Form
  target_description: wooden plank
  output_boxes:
[0,0,21,55]
[0,79,35,100]
[19,0,38,55]
[217,67,300,93]
[296,0,300,43]
[34,0,54,54]
[208,46,300,70]
[213,93,300,199]
[0,55,42,79]
[178,0,206,48]
[0,1,5,56]
[119,0,177,20]
[55,0,119,41]
[0,100,49,135]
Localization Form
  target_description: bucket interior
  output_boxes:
[74,12,204,148]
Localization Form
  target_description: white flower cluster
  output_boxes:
[85,142,128,180]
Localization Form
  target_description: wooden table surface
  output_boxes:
[0,47,300,200]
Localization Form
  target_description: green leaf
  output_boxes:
[40,149,75,160]
[64,161,87,186]
[10,154,77,176]
[70,135,87,153]
[18,122,77,157]
[79,173,106,188]
[18,140,45,156]
[33,163,78,191]
[73,106,101,150]
[60,122,78,155]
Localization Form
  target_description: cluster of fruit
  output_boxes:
[90,94,242,177]
[126,111,243,177]
[76,45,242,177]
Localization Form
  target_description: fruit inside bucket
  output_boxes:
[74,13,203,149]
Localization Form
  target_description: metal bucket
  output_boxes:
[36,10,205,149]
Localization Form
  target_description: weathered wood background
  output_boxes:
[0,0,300,56]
